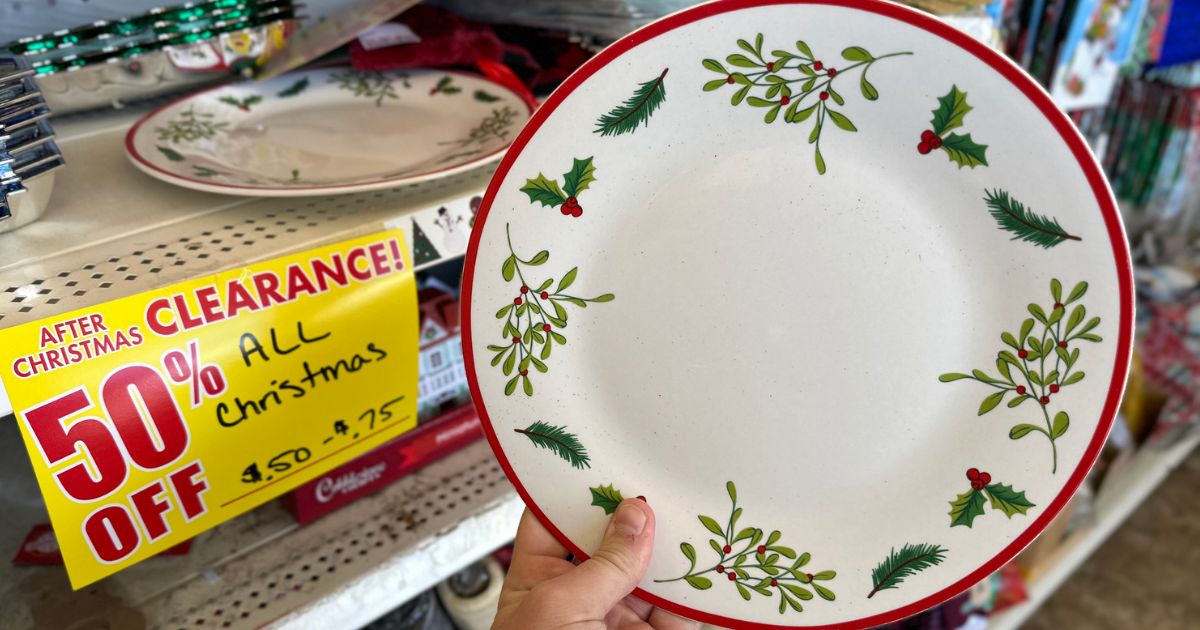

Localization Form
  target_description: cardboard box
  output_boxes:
[417,288,470,421]
[283,405,483,524]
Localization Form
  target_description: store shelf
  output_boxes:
[987,430,1200,630]
[0,439,521,629]
[0,104,493,417]
[0,104,518,629]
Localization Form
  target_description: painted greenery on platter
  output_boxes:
[657,482,837,615]
[868,543,947,598]
[939,280,1101,473]
[595,68,669,136]
[514,421,591,469]
[947,468,1035,528]
[486,224,614,397]
[701,34,910,174]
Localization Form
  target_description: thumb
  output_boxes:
[552,498,655,617]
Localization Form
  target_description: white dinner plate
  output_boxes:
[463,1,1133,627]
[125,68,533,196]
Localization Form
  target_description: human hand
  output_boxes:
[494,500,698,630]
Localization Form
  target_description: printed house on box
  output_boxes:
[417,288,469,420]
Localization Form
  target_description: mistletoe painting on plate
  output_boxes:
[156,106,228,144]
[329,69,410,106]
[939,279,1102,473]
[702,34,911,174]
[486,224,614,396]
[656,481,836,616]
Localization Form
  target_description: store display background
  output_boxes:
[464,1,1133,628]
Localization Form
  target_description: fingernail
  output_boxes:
[635,495,647,502]
[612,501,648,536]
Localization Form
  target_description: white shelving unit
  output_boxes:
[0,105,523,629]
[988,430,1200,630]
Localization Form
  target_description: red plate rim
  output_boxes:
[461,1,1134,627]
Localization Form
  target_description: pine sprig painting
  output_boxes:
[917,85,988,168]
[519,157,597,218]
[657,481,837,616]
[948,468,1034,527]
[277,77,309,98]
[595,68,668,136]
[983,189,1081,248]
[701,35,910,174]
[514,421,591,469]
[488,224,615,396]
[868,543,947,598]
[939,279,1101,472]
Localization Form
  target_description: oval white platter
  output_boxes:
[126,68,533,196]
[463,1,1133,627]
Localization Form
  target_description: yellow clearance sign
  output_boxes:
[0,230,418,587]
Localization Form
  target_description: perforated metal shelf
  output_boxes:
[0,438,521,630]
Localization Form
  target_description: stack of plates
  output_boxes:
[1,0,300,114]
[0,57,64,234]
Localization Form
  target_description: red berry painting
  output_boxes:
[983,188,1081,248]
[595,68,669,137]
[519,157,596,218]
[701,35,911,174]
[487,224,615,396]
[948,469,1035,528]
[939,280,1103,473]
[920,85,988,168]
[656,481,838,615]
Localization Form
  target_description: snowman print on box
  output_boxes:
[434,206,468,254]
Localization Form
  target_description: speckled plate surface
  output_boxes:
[126,68,532,196]
[463,1,1133,627]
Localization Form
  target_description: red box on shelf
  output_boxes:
[283,404,483,524]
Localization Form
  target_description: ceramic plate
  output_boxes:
[464,1,1133,628]
[125,68,533,196]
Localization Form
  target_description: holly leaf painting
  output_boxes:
[520,174,568,207]
[948,489,986,527]
[982,483,1035,518]
[590,484,625,514]
[562,157,596,197]
[930,85,971,135]
[940,132,988,168]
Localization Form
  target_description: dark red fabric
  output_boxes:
[349,6,506,70]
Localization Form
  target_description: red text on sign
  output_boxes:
[83,460,209,563]
[12,312,144,378]
[145,238,405,337]
[22,364,191,502]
